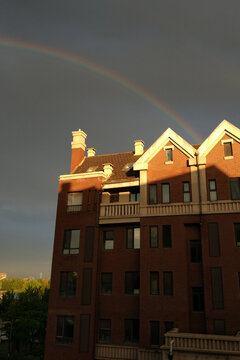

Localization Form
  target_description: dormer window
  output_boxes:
[221,139,233,159]
[164,145,174,164]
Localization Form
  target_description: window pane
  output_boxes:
[162,225,172,248]
[234,223,240,247]
[162,184,170,203]
[63,230,80,254]
[224,142,232,157]
[166,149,172,161]
[209,180,217,201]
[164,321,174,333]
[125,272,140,294]
[150,272,159,295]
[56,316,74,344]
[163,272,173,296]
[150,321,160,345]
[104,231,114,250]
[99,319,111,341]
[127,229,133,249]
[134,228,140,249]
[67,192,83,212]
[230,178,240,200]
[60,272,77,297]
[71,230,80,249]
[149,184,157,204]
[208,223,220,256]
[101,273,112,294]
[192,287,204,311]
[124,319,139,344]
[190,240,202,263]
[150,226,158,248]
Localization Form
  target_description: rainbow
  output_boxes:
[0,36,202,143]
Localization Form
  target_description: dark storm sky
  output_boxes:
[1,0,240,278]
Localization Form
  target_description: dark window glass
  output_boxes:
[163,225,172,248]
[209,180,217,201]
[84,227,94,262]
[214,319,225,335]
[56,316,74,344]
[79,314,90,353]
[163,272,173,296]
[99,319,111,342]
[101,273,112,294]
[166,149,173,162]
[150,226,158,248]
[59,272,77,297]
[150,321,160,345]
[150,272,159,295]
[224,142,232,157]
[104,230,114,250]
[208,223,220,256]
[211,268,224,309]
[190,240,202,263]
[67,192,83,212]
[110,193,119,203]
[63,230,80,255]
[130,192,140,202]
[192,287,204,311]
[162,183,170,203]
[230,178,240,200]
[238,272,240,288]
[124,319,139,344]
[127,228,140,249]
[81,268,92,305]
[183,182,190,202]
[164,321,174,333]
[234,223,240,247]
[125,272,140,295]
[149,184,157,204]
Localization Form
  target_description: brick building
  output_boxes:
[45,120,240,360]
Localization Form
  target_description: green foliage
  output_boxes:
[0,284,50,360]
[0,278,50,294]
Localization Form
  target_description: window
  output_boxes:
[149,184,157,204]
[162,183,170,203]
[166,149,173,162]
[208,223,220,256]
[214,319,225,335]
[124,319,139,344]
[125,272,140,294]
[110,193,119,203]
[164,321,174,333]
[209,180,217,201]
[234,223,240,247]
[63,230,80,255]
[99,319,111,342]
[211,267,224,309]
[190,240,202,263]
[150,226,158,248]
[104,231,114,250]
[130,192,140,202]
[162,225,172,248]
[163,272,173,296]
[183,182,190,202]
[101,273,112,294]
[59,272,77,298]
[126,228,140,249]
[150,321,160,346]
[67,192,83,212]
[79,314,90,353]
[192,287,204,311]
[224,142,233,157]
[56,316,74,344]
[150,272,159,295]
[81,268,92,305]
[230,178,240,200]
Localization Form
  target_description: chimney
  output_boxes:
[87,148,96,157]
[70,129,87,173]
[103,163,113,178]
[134,140,144,155]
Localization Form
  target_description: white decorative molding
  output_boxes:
[71,129,87,150]
[103,181,139,189]
[59,171,107,181]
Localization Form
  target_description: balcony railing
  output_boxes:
[162,329,240,354]
[95,344,161,360]
[99,200,240,222]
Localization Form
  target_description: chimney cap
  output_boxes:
[87,148,96,157]
[71,129,87,150]
[134,139,144,155]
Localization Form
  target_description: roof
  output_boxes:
[74,152,142,183]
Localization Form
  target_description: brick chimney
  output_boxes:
[70,129,87,173]
[134,140,144,155]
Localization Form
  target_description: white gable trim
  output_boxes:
[198,120,240,157]
[133,128,196,170]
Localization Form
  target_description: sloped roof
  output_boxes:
[74,152,142,183]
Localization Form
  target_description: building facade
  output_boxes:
[45,120,240,360]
